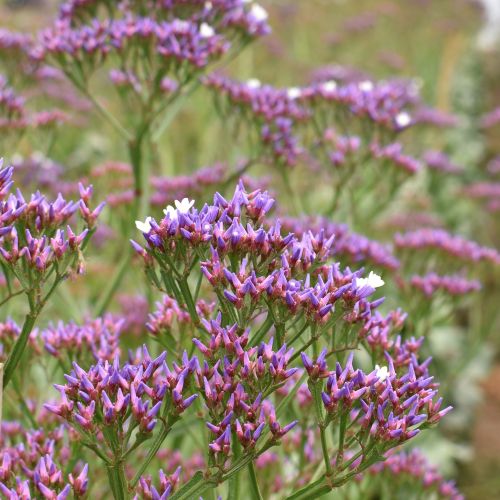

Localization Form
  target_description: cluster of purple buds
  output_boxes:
[57,0,270,38]
[412,106,460,128]
[0,160,102,288]
[0,318,39,361]
[370,142,421,174]
[135,467,181,500]
[363,449,463,499]
[45,347,197,445]
[462,181,500,213]
[409,273,481,297]
[358,309,408,352]
[194,314,298,385]
[41,314,123,363]
[322,128,361,167]
[36,17,229,81]
[280,215,400,270]
[204,74,310,123]
[0,421,88,499]
[206,398,297,457]
[299,78,418,132]
[36,0,270,96]
[479,106,500,129]
[133,184,388,331]
[394,228,500,265]
[0,29,33,57]
[423,150,463,175]
[150,163,226,208]
[205,75,307,166]
[0,454,88,499]
[318,352,451,442]
[146,294,215,337]
[261,117,304,166]
[0,76,27,131]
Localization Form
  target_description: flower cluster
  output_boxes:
[133,184,387,333]
[0,162,102,292]
[45,347,198,460]
[361,449,463,499]
[317,352,451,441]
[0,319,39,362]
[394,228,500,265]
[280,215,400,270]
[409,273,481,297]
[41,314,123,364]
[0,422,88,499]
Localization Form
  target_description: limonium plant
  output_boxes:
[0,1,497,499]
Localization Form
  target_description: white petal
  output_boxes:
[375,364,389,382]
[250,3,268,22]
[199,23,215,38]
[321,80,337,93]
[135,217,152,233]
[163,205,178,220]
[395,111,411,128]
[246,78,261,89]
[287,87,302,100]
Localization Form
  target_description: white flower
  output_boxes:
[199,22,215,38]
[163,198,195,220]
[249,3,268,22]
[355,271,385,289]
[287,87,302,100]
[358,80,374,92]
[204,1,213,10]
[163,205,177,220]
[395,111,411,128]
[175,198,195,214]
[375,364,389,382]
[135,216,153,233]
[246,78,261,89]
[321,80,337,93]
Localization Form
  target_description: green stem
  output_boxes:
[228,436,241,500]
[107,460,129,500]
[95,249,132,316]
[77,82,131,141]
[3,304,38,388]
[247,462,263,500]
[131,421,174,488]
[319,425,332,478]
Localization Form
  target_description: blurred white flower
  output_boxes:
[163,198,195,220]
[247,78,261,89]
[135,217,152,233]
[287,87,302,100]
[250,3,268,22]
[395,111,412,128]
[355,271,385,289]
[199,23,215,38]
[375,365,389,382]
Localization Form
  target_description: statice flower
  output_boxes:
[409,273,482,297]
[360,449,463,499]
[394,228,500,265]
[0,318,39,362]
[41,314,123,365]
[280,216,400,271]
[0,422,88,499]
[0,160,102,387]
[423,150,464,175]
[134,467,182,499]
[45,347,198,469]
